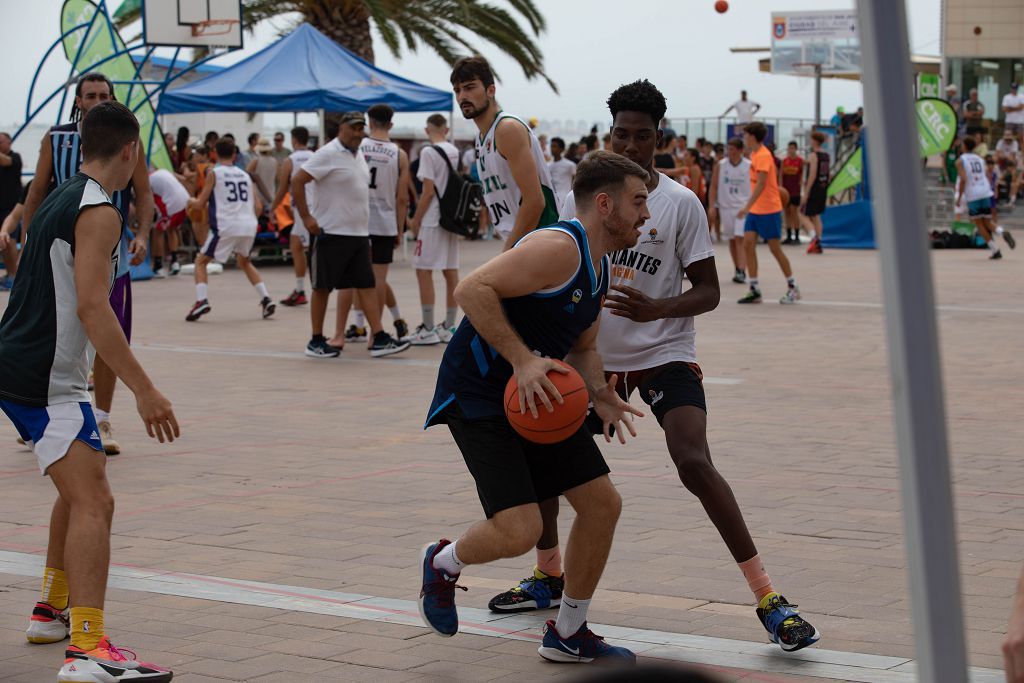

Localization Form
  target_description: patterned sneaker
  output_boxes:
[418,539,465,637]
[538,620,636,664]
[732,270,747,284]
[344,325,367,343]
[394,318,410,340]
[405,323,441,346]
[185,299,211,321]
[169,261,181,276]
[279,290,308,306]
[369,331,411,358]
[779,286,801,304]
[488,567,563,613]
[305,336,341,358]
[259,296,276,319]
[756,592,820,652]
[59,636,173,682]
[26,602,69,644]
[737,289,762,304]
[433,324,456,344]
[98,421,121,456]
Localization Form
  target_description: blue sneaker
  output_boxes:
[756,592,820,652]
[488,567,563,613]
[0,276,13,291]
[418,539,465,637]
[538,620,636,664]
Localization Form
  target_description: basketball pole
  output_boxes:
[814,64,822,125]
[855,1,968,681]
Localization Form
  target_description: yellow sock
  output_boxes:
[70,607,104,651]
[40,567,69,611]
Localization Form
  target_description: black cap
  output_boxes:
[339,111,366,125]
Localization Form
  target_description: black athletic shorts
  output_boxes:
[616,362,707,426]
[369,235,395,265]
[310,234,375,290]
[802,188,827,217]
[787,191,801,207]
[444,404,610,518]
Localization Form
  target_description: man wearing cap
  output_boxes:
[945,84,961,117]
[1003,84,1024,146]
[291,111,411,358]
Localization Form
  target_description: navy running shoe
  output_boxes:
[538,620,636,664]
[488,567,563,613]
[756,592,820,652]
[418,539,465,637]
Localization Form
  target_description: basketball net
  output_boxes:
[191,19,240,38]
[792,63,821,93]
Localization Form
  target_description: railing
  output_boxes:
[665,117,819,147]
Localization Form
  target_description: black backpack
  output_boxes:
[429,145,484,238]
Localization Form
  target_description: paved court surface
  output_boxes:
[0,236,1020,682]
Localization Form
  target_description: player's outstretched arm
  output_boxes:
[75,206,178,443]
[496,120,544,250]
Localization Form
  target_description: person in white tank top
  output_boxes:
[956,136,1016,258]
[185,138,276,322]
[489,80,822,656]
[270,126,315,305]
[708,137,751,284]
[337,104,411,345]
[450,56,559,248]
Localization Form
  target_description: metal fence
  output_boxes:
[665,117,819,147]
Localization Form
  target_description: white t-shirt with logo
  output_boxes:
[149,169,190,216]
[1003,93,1024,125]
[732,99,760,123]
[548,157,577,211]
[301,138,370,236]
[715,157,751,209]
[360,137,401,236]
[560,173,715,370]
[417,142,461,228]
[209,165,257,237]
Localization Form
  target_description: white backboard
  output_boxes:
[771,10,861,76]
[142,0,243,49]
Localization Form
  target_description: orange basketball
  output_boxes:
[504,360,589,444]
[715,0,729,13]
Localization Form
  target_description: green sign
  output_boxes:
[61,0,171,171]
[828,98,956,197]
[917,73,940,99]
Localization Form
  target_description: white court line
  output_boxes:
[0,550,1001,682]
[800,300,1024,315]
[134,343,745,384]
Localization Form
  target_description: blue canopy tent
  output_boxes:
[158,23,452,114]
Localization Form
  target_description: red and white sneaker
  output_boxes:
[59,636,173,682]
[26,602,69,644]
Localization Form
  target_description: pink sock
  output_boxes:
[536,546,562,577]
[738,554,774,600]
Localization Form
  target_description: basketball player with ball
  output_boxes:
[491,80,820,654]
[418,151,649,664]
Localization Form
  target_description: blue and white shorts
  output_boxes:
[0,401,104,474]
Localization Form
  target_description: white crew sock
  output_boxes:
[389,305,402,320]
[749,278,760,292]
[196,283,208,302]
[355,309,366,328]
[996,225,1005,235]
[988,239,999,253]
[554,594,591,638]
[445,307,458,328]
[255,282,269,300]
[94,408,110,424]
[431,541,464,576]
[421,305,435,329]
[296,278,305,292]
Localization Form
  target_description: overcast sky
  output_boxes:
[1,0,941,134]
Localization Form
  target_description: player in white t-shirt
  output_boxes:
[148,167,190,277]
[406,114,462,345]
[547,137,576,212]
[708,137,751,284]
[271,126,314,307]
[1002,83,1024,144]
[185,138,276,321]
[956,136,1016,259]
[489,80,820,655]
[720,90,761,124]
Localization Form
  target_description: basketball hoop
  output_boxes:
[191,19,240,38]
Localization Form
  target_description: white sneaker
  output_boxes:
[98,421,121,455]
[169,261,181,276]
[152,268,167,279]
[434,324,455,344]
[780,286,801,304]
[26,602,69,644]
[405,323,441,346]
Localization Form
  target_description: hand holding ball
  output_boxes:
[504,359,590,444]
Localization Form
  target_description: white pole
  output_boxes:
[855,1,968,681]
[318,108,326,147]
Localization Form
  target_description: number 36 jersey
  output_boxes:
[209,165,257,237]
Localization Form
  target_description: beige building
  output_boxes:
[943,0,1024,136]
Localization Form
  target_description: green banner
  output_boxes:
[828,98,956,197]
[61,0,171,170]
[917,73,940,99]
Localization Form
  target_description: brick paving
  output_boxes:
[0,237,1020,681]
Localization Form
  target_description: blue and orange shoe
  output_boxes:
[538,620,636,664]
[26,602,69,644]
[58,636,173,681]
[418,539,465,637]
[488,567,563,613]
[756,592,820,652]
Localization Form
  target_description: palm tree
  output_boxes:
[113,0,556,91]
